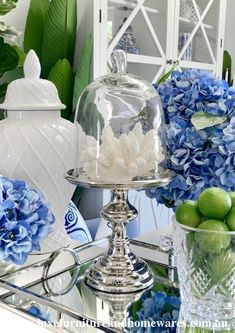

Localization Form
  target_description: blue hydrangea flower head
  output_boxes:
[0,176,55,265]
[146,69,235,207]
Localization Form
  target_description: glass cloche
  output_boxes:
[68,50,171,189]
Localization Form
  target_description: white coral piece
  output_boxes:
[77,123,165,183]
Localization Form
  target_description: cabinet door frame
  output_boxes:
[215,0,227,77]
[93,0,108,79]
[95,0,175,82]
[173,0,227,78]
[93,0,227,80]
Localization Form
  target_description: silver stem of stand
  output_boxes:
[85,189,154,293]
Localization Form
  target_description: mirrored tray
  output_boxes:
[0,236,178,333]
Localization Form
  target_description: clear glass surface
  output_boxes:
[178,0,219,66]
[108,0,167,58]
[107,0,168,82]
[173,218,235,321]
[73,50,170,188]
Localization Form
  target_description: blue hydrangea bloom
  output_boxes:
[129,291,180,333]
[27,305,50,322]
[147,69,235,207]
[0,176,55,265]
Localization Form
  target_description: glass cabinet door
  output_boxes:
[174,0,225,76]
[106,0,170,83]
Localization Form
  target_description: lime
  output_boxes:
[195,220,231,254]
[229,192,235,207]
[197,188,231,219]
[176,201,202,228]
[226,207,235,231]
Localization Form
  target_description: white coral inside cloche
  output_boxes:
[77,123,165,183]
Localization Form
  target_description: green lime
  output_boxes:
[197,187,231,219]
[195,220,231,254]
[176,201,202,228]
[226,207,235,231]
[229,192,235,207]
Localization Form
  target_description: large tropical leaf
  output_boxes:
[0,83,8,119]
[3,66,23,82]
[0,0,18,15]
[73,35,92,111]
[0,82,7,99]
[48,58,74,120]
[41,0,77,78]
[0,37,18,77]
[24,0,50,59]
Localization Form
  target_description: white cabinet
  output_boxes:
[92,0,227,81]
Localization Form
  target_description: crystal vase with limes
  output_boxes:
[167,187,235,327]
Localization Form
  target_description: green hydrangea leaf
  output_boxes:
[157,63,178,84]
[191,112,227,130]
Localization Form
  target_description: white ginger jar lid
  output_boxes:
[0,50,66,111]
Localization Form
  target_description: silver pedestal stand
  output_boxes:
[65,170,171,293]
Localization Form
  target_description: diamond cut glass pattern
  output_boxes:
[173,220,235,321]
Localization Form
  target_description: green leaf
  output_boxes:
[0,0,18,15]
[72,187,83,207]
[0,37,19,77]
[77,99,104,137]
[157,63,178,85]
[48,58,74,120]
[12,46,26,66]
[132,300,142,321]
[41,0,77,78]
[0,83,8,118]
[0,21,20,44]
[73,35,93,110]
[223,50,232,85]
[0,82,7,98]
[24,0,50,59]
[191,112,227,130]
[3,66,23,82]
[223,50,232,72]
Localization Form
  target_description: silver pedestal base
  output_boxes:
[84,189,154,293]
[85,251,153,293]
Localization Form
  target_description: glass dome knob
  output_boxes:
[111,50,127,74]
